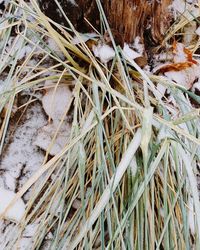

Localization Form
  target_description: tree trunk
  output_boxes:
[38,0,173,46]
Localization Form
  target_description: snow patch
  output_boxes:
[72,33,98,44]
[173,43,187,63]
[67,0,77,5]
[196,26,200,36]
[46,38,65,59]
[164,65,199,89]
[42,84,73,122]
[171,0,187,14]
[0,188,25,222]
[0,0,9,7]
[92,35,144,64]
[192,78,200,92]
[0,103,46,199]
[157,83,167,99]
[170,0,199,19]
[92,43,115,64]
[133,36,144,55]
[188,196,195,235]
[34,122,71,156]
[123,43,141,60]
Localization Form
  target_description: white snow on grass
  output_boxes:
[192,78,200,92]
[34,122,71,156]
[132,36,144,55]
[46,37,65,59]
[0,188,25,223]
[0,219,43,249]
[18,221,39,249]
[72,32,98,44]
[171,0,187,14]
[0,0,9,7]
[170,0,199,19]
[173,43,187,63]
[0,80,5,95]
[42,84,73,122]
[164,65,199,89]
[67,0,77,5]
[154,42,200,89]
[156,83,167,100]
[123,43,141,60]
[195,26,200,36]
[92,41,142,64]
[188,196,195,235]
[4,35,34,61]
[92,43,115,64]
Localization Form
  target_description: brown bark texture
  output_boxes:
[38,0,172,46]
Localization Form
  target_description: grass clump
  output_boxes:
[0,0,200,249]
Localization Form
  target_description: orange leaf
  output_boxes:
[183,47,198,64]
[156,62,194,74]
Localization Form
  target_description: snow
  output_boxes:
[171,0,187,14]
[0,1,74,247]
[133,36,144,55]
[153,42,200,89]
[18,221,39,249]
[92,41,142,63]
[42,84,73,122]
[173,43,187,63]
[157,83,167,99]
[0,80,5,95]
[195,26,200,36]
[0,103,46,200]
[0,188,25,222]
[46,37,65,59]
[164,65,199,89]
[170,0,199,19]
[123,43,141,60]
[183,21,196,46]
[92,43,115,64]
[34,122,71,155]
[188,196,195,235]
[5,36,34,61]
[72,33,98,44]
[67,0,77,5]
[0,0,200,247]
[0,0,9,7]
[192,78,200,92]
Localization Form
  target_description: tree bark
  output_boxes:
[38,0,172,46]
